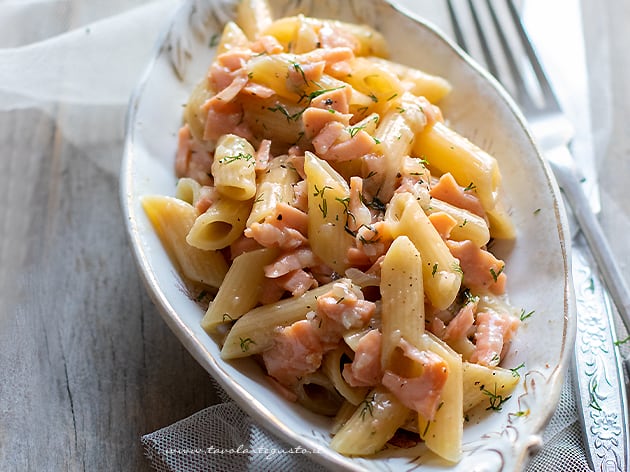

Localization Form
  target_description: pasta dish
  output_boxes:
[141,0,523,462]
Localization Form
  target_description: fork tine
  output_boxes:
[505,0,560,110]
[482,0,536,110]
[447,0,562,115]
[467,0,499,78]
[446,0,469,53]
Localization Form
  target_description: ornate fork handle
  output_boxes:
[572,235,629,472]
[547,145,630,334]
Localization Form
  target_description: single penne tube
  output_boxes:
[304,151,355,273]
[292,14,320,54]
[175,177,202,205]
[186,195,253,250]
[262,16,388,57]
[141,195,228,288]
[246,54,373,110]
[221,281,347,359]
[343,326,372,352]
[246,154,299,225]
[201,247,280,333]
[342,57,405,114]
[242,96,306,146]
[331,400,357,435]
[462,362,520,413]
[426,198,490,247]
[294,371,345,416]
[328,20,388,57]
[348,112,380,137]
[374,92,427,201]
[183,79,214,142]
[212,134,257,201]
[246,54,305,100]
[485,192,516,239]
[260,15,300,49]
[261,14,320,54]
[386,192,462,310]
[217,21,250,54]
[235,0,273,40]
[330,387,410,456]
[322,346,369,406]
[416,332,463,463]
[305,76,374,117]
[330,20,389,57]
[367,56,452,103]
[380,235,425,369]
[413,121,501,216]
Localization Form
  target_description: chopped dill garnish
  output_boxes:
[510,362,525,377]
[348,124,366,138]
[359,394,375,421]
[290,60,308,84]
[519,309,534,322]
[482,384,511,411]
[239,337,256,352]
[218,152,254,165]
[209,33,220,48]
[267,104,304,122]
[489,265,504,282]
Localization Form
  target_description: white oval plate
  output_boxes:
[121,0,576,470]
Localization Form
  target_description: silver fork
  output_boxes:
[448,1,630,329]
[446,1,629,470]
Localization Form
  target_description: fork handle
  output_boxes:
[547,145,630,332]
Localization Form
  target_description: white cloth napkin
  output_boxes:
[0,1,609,470]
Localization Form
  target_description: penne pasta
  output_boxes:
[462,362,520,413]
[247,154,299,225]
[212,134,257,201]
[426,198,491,247]
[141,195,228,288]
[175,177,202,205]
[242,96,306,147]
[246,54,374,113]
[322,346,369,406]
[485,193,516,239]
[330,387,410,455]
[216,21,250,54]
[186,195,253,250]
[331,400,358,435]
[221,281,348,359]
[262,16,388,57]
[341,57,405,115]
[413,121,515,239]
[236,0,273,40]
[374,92,428,200]
[386,192,462,310]
[380,235,425,368]
[294,371,345,416]
[416,333,463,463]
[183,79,214,143]
[201,247,279,332]
[368,56,452,104]
[303,151,355,273]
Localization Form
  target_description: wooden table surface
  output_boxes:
[1,1,629,470]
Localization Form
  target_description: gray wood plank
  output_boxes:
[0,105,220,471]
